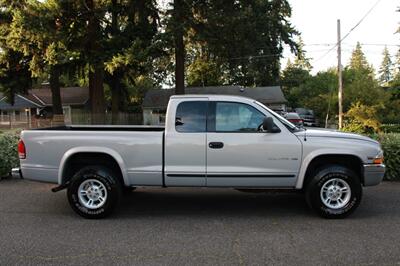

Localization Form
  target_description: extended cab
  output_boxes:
[16,95,385,218]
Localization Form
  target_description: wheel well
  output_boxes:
[61,152,125,186]
[303,154,363,187]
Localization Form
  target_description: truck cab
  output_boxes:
[164,95,302,188]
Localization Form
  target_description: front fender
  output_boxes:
[296,149,364,189]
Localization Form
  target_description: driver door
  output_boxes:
[206,101,302,187]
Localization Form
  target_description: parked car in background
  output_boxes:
[283,112,303,127]
[295,108,318,127]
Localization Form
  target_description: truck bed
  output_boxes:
[20,127,165,186]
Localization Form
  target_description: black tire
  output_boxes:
[67,165,122,219]
[305,165,362,219]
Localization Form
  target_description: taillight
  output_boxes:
[18,140,26,159]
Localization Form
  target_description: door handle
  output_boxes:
[209,142,224,149]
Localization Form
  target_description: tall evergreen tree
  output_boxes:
[293,37,312,71]
[194,0,299,86]
[393,49,400,80]
[281,58,312,108]
[344,43,386,111]
[165,0,299,90]
[8,0,75,117]
[349,42,373,73]
[104,0,160,123]
[163,0,193,94]
[53,0,107,123]
[378,46,393,85]
[0,0,32,104]
[172,0,185,94]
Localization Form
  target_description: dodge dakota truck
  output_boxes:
[15,95,385,219]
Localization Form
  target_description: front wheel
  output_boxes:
[67,166,122,219]
[305,165,362,218]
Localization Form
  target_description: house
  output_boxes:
[0,92,42,125]
[0,86,89,125]
[29,86,89,123]
[142,86,287,125]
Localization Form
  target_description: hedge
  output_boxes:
[0,131,20,178]
[378,133,400,181]
[381,124,400,134]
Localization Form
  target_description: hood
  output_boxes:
[294,128,379,144]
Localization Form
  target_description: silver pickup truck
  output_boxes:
[16,95,385,219]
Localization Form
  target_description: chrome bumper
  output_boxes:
[11,168,22,179]
[363,164,385,186]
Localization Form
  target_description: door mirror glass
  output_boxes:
[175,117,184,126]
[262,117,281,133]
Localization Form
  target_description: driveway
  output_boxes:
[0,179,399,265]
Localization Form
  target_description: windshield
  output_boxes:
[254,101,300,131]
[295,108,314,116]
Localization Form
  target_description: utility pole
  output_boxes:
[337,19,343,129]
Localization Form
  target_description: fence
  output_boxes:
[0,112,144,130]
[70,112,143,125]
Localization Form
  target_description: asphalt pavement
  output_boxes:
[0,178,400,265]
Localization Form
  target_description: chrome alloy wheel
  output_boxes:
[320,178,351,209]
[78,179,108,209]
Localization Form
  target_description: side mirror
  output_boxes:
[262,117,281,133]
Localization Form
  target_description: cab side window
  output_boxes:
[214,102,265,132]
[175,101,208,132]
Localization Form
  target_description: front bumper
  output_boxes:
[363,164,385,186]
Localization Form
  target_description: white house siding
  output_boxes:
[266,103,286,112]
[0,109,28,123]
[143,108,166,125]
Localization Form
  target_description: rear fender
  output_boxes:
[58,146,128,185]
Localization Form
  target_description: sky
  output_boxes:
[282,0,399,74]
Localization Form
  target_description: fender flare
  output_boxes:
[58,146,128,185]
[296,149,364,189]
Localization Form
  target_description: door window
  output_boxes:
[175,101,208,132]
[215,102,265,132]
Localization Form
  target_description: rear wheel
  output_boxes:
[67,165,122,219]
[305,165,362,218]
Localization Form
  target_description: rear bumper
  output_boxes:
[363,164,385,186]
[11,168,22,179]
[20,166,58,184]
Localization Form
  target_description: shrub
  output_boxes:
[381,124,400,133]
[342,102,381,135]
[378,133,400,181]
[0,132,20,177]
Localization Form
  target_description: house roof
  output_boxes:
[0,94,43,111]
[142,86,287,108]
[30,86,89,106]
[0,86,89,110]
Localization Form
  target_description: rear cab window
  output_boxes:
[175,101,208,132]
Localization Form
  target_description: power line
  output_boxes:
[229,54,281,60]
[359,43,399,47]
[303,43,336,47]
[314,0,382,62]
